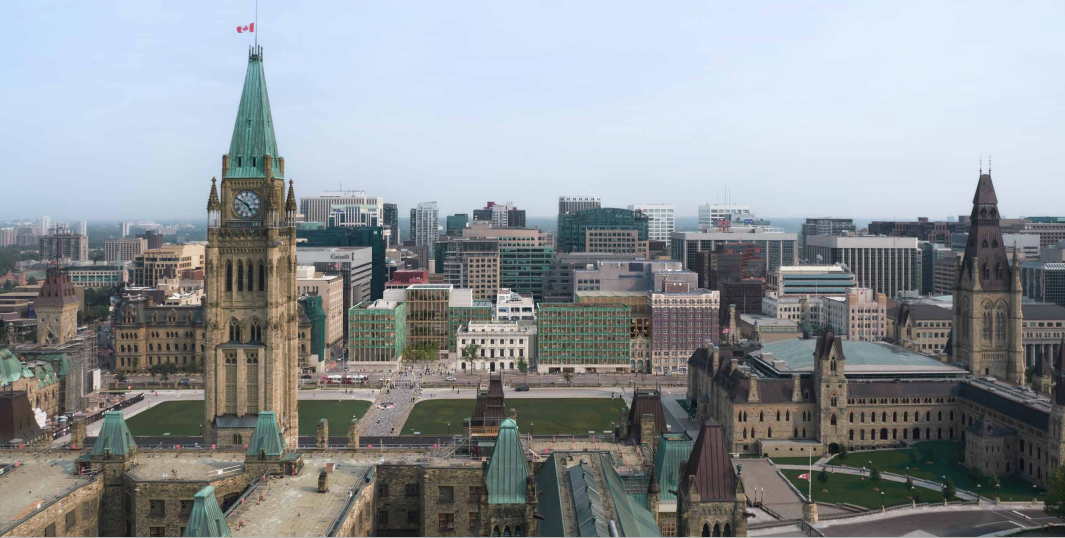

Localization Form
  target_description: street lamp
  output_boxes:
[880,491,885,509]
[531,422,534,437]
[447,422,451,435]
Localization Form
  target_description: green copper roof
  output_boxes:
[92,411,136,457]
[245,412,285,457]
[534,454,566,537]
[184,486,232,537]
[600,454,662,537]
[486,417,529,504]
[38,354,69,376]
[34,362,57,389]
[653,434,694,503]
[226,47,282,179]
[0,349,32,387]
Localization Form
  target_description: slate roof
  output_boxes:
[226,47,283,180]
[486,418,528,504]
[92,411,136,457]
[713,360,817,405]
[680,420,737,503]
[754,338,965,376]
[0,391,44,444]
[183,485,232,537]
[653,433,695,503]
[569,463,608,537]
[1021,303,1065,321]
[35,268,78,307]
[958,383,1048,430]
[116,301,204,325]
[896,303,953,324]
[625,389,666,445]
[960,173,1012,292]
[600,454,662,537]
[245,412,285,457]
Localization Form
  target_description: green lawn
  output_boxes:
[837,441,1044,501]
[781,469,947,509]
[771,456,820,466]
[124,400,371,437]
[401,398,626,436]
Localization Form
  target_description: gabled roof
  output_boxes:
[600,454,662,537]
[486,418,528,504]
[814,331,845,361]
[534,454,566,537]
[245,412,285,457]
[226,47,282,179]
[653,434,694,503]
[92,411,136,457]
[625,389,666,445]
[183,486,232,537]
[680,419,737,503]
[569,462,608,537]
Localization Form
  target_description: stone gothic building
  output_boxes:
[203,46,301,447]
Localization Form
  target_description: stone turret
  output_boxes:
[791,375,802,403]
[316,418,329,449]
[747,375,759,403]
[183,485,232,537]
[348,417,360,448]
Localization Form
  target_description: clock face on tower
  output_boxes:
[233,190,261,219]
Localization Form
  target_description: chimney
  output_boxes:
[792,375,802,402]
[748,376,760,403]
[711,346,720,373]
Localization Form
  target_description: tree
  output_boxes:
[818,468,829,485]
[942,476,956,500]
[990,472,1001,499]
[869,465,881,482]
[838,444,848,461]
[517,358,528,381]
[89,249,105,263]
[912,488,922,504]
[462,343,480,362]
[563,372,574,386]
[1045,466,1065,518]
[1,280,13,292]
[25,276,36,285]
[115,370,128,384]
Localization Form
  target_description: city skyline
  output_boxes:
[3,1,1064,220]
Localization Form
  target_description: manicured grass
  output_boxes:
[297,400,371,436]
[839,441,1044,501]
[780,469,946,509]
[771,456,820,466]
[401,398,626,436]
[124,400,371,437]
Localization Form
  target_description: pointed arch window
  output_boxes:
[226,261,233,292]
[258,262,265,291]
[237,261,244,292]
[995,305,1007,342]
[247,259,254,291]
[830,414,837,426]
[229,319,242,342]
[250,318,263,343]
[982,303,992,342]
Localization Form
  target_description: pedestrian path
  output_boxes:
[774,462,981,501]
[359,370,419,436]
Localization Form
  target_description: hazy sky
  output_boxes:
[3,1,1064,223]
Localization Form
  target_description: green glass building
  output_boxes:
[446,213,469,236]
[499,245,554,301]
[296,226,386,300]
[448,303,493,351]
[556,208,649,253]
[537,303,630,373]
[348,300,406,362]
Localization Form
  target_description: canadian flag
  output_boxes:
[798,473,810,480]
[237,23,255,33]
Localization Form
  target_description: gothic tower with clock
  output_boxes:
[203,46,299,447]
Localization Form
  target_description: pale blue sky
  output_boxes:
[2,1,1063,222]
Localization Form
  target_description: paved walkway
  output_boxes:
[732,458,847,520]
[775,463,981,501]
[359,369,421,437]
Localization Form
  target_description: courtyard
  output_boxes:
[400,397,626,435]
[780,468,948,509]
[123,400,372,437]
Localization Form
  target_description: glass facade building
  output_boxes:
[557,208,649,254]
[537,303,630,373]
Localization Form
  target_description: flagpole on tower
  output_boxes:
[255,0,258,48]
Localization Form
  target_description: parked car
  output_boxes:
[515,384,530,392]
[445,376,456,382]
[178,379,191,387]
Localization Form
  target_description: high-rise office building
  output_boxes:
[806,236,922,298]
[297,226,387,301]
[446,214,469,236]
[507,208,525,228]
[557,208,649,254]
[382,203,399,248]
[442,237,501,301]
[558,196,601,216]
[410,201,438,248]
[37,215,51,236]
[537,303,629,373]
[697,204,751,228]
[473,201,523,228]
[766,265,857,297]
[462,225,554,301]
[299,191,383,225]
[649,288,719,375]
[104,237,148,263]
[799,217,856,254]
[76,220,87,237]
[38,229,89,261]
[130,244,205,287]
[628,204,675,242]
[0,227,16,247]
[296,246,374,344]
[120,221,131,237]
[671,228,798,276]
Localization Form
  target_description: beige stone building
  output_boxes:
[131,244,206,288]
[104,237,148,263]
[823,287,887,342]
[585,228,649,257]
[297,265,345,354]
[113,300,205,373]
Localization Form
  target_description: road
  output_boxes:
[818,506,1058,537]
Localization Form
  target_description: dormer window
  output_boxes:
[252,156,257,167]
[992,240,998,248]
[237,156,243,167]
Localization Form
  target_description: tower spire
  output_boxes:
[227,46,281,179]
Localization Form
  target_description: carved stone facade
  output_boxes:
[203,47,300,447]
[113,302,204,373]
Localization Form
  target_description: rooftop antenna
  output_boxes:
[979,153,983,175]
[988,154,992,175]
